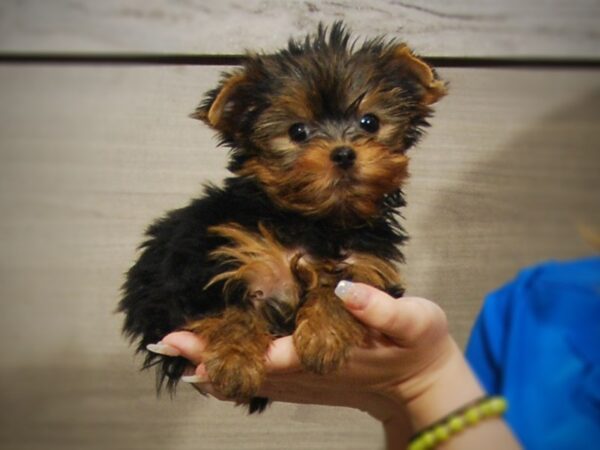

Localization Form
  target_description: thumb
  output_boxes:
[334,281,439,344]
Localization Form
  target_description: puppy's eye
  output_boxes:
[359,114,380,133]
[288,123,309,143]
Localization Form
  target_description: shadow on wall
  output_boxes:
[0,361,183,450]
[405,84,600,345]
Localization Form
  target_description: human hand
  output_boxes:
[154,282,519,449]
[163,332,407,423]
[158,282,457,424]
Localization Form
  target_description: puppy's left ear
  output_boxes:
[190,70,246,130]
[394,45,447,105]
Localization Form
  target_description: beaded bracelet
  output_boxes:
[408,395,508,450]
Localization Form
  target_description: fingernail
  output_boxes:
[181,374,209,383]
[146,342,180,357]
[335,280,369,309]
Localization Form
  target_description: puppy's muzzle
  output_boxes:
[330,146,356,169]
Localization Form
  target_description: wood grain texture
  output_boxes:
[403,68,600,338]
[0,0,599,58]
[0,65,598,450]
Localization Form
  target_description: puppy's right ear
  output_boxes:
[190,70,246,130]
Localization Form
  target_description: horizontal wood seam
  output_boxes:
[0,53,599,69]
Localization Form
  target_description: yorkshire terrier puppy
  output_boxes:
[119,22,446,413]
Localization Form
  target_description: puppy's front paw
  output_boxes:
[204,351,265,401]
[185,308,272,401]
[293,308,366,374]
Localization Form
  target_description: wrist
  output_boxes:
[390,337,485,432]
[361,394,412,450]
[359,392,406,424]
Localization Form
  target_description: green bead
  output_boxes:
[408,439,424,450]
[448,416,465,433]
[464,407,481,425]
[410,436,430,450]
[433,425,450,442]
[489,397,508,414]
[480,400,495,417]
[408,397,508,450]
[422,431,437,447]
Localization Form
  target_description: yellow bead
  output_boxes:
[448,415,464,432]
[433,425,450,442]
[464,407,481,425]
[490,397,508,414]
[409,397,507,450]
[410,436,430,450]
[480,400,495,417]
[408,439,424,450]
[422,431,437,447]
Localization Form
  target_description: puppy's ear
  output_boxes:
[394,45,447,105]
[190,70,246,130]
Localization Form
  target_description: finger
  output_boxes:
[190,382,230,402]
[264,335,302,374]
[258,381,320,405]
[160,331,207,366]
[334,281,442,343]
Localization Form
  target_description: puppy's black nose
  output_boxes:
[330,146,356,169]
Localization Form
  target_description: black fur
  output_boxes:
[119,177,407,392]
[119,22,443,413]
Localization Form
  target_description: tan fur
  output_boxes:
[185,308,272,400]
[238,139,409,220]
[269,84,315,122]
[205,219,404,376]
[394,45,447,105]
[206,72,246,127]
[293,287,367,374]
[294,252,402,374]
[357,88,414,145]
[207,223,301,318]
[340,252,402,289]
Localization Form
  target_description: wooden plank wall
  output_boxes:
[1,0,600,58]
[0,2,599,450]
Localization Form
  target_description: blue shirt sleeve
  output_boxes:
[466,256,600,450]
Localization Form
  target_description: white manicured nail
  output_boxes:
[335,280,369,309]
[146,342,180,357]
[334,280,353,299]
[181,374,208,383]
